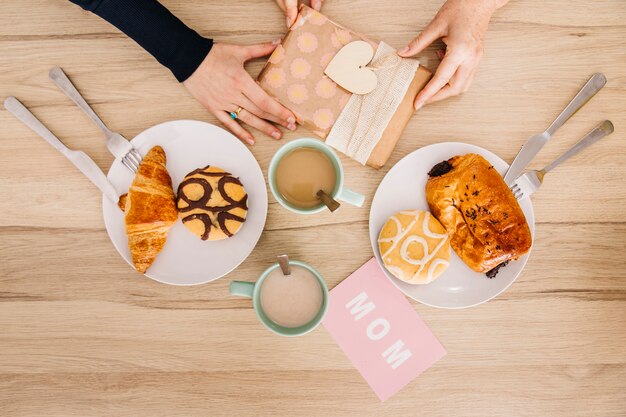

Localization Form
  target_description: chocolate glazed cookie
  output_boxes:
[176,165,248,241]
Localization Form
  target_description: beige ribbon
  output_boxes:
[366,54,403,72]
[326,42,420,165]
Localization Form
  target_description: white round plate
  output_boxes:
[369,142,535,309]
[103,120,268,285]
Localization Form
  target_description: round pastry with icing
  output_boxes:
[176,165,248,241]
[378,210,450,285]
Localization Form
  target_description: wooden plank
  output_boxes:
[1,366,625,417]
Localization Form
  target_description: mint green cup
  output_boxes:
[229,260,329,337]
[268,138,365,214]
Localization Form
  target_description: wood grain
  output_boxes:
[1,1,625,416]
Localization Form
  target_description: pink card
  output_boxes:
[322,258,446,401]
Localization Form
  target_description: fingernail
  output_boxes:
[246,137,255,145]
[414,100,424,110]
[287,117,296,124]
[286,16,291,28]
[272,38,282,45]
[398,46,409,55]
[272,131,281,140]
[288,123,297,131]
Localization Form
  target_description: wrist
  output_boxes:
[491,0,509,12]
[458,0,504,18]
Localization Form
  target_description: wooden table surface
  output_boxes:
[1,1,625,416]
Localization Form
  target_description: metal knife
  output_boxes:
[4,96,120,204]
[503,73,606,185]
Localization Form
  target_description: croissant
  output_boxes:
[426,153,532,276]
[122,146,178,273]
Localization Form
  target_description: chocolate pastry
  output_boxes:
[176,165,248,241]
[425,153,532,275]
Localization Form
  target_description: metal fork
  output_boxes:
[510,120,614,200]
[48,67,142,173]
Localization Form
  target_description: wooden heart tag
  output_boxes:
[324,41,378,95]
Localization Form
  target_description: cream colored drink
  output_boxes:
[275,147,337,208]
[260,265,323,328]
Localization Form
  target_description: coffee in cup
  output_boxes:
[259,263,324,328]
[268,138,365,214]
[275,147,337,209]
[229,257,329,336]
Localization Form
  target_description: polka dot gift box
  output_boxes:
[258,5,432,169]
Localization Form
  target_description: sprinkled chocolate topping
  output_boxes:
[428,160,453,177]
[486,261,509,278]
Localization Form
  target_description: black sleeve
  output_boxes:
[68,0,213,82]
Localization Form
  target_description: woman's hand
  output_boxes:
[183,41,296,145]
[399,0,508,110]
[275,0,324,28]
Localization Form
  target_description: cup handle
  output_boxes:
[337,187,365,207]
[229,281,255,298]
